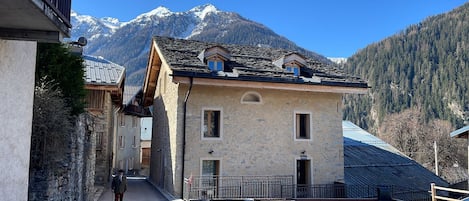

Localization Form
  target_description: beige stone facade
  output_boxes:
[113,113,142,173]
[143,37,368,199]
[150,67,345,197]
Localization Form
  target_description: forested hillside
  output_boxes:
[344,2,469,131]
[343,2,469,181]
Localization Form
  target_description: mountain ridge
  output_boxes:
[71,4,332,85]
[343,2,469,131]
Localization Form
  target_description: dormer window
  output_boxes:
[285,66,300,76]
[198,46,231,72]
[208,60,224,71]
[273,53,307,77]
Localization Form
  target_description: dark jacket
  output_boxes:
[112,175,127,193]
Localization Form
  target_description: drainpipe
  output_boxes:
[181,77,193,197]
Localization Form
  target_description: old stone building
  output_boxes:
[83,55,125,185]
[143,37,368,199]
[113,86,151,175]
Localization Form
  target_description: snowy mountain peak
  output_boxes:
[189,4,219,19]
[138,6,172,19]
[328,57,348,64]
[100,17,124,30]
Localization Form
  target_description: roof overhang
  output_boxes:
[85,78,125,108]
[143,39,163,107]
[172,76,368,94]
[0,0,71,42]
[450,125,469,139]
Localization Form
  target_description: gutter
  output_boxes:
[181,77,193,197]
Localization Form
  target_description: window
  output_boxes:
[119,113,125,127]
[201,160,220,188]
[286,66,300,76]
[241,91,262,104]
[96,132,103,150]
[118,160,124,170]
[132,135,136,148]
[294,112,312,140]
[119,136,125,148]
[128,157,134,170]
[202,108,222,139]
[208,60,223,71]
[297,159,311,186]
[132,116,138,128]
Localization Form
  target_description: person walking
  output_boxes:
[111,169,128,201]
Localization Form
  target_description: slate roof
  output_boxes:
[343,121,448,195]
[123,85,141,105]
[83,55,125,86]
[122,85,152,117]
[154,36,368,88]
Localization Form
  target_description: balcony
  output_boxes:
[185,176,432,201]
[0,0,72,42]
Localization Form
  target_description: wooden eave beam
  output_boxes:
[173,76,368,94]
[143,40,163,107]
[85,84,120,91]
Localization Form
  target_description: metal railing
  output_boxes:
[186,176,432,201]
[34,0,72,28]
[186,175,294,200]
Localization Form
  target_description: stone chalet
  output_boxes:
[83,55,125,185]
[142,36,369,199]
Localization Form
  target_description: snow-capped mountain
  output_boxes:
[328,57,348,64]
[71,11,125,41]
[71,4,330,85]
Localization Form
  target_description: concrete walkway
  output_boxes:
[97,177,169,201]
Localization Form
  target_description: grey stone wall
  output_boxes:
[94,92,114,185]
[28,114,96,201]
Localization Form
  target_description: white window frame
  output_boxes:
[293,110,313,141]
[119,113,125,127]
[294,156,314,187]
[132,135,137,148]
[128,157,134,170]
[208,60,224,71]
[119,135,125,149]
[201,107,223,140]
[241,91,263,104]
[286,66,300,76]
[132,116,138,128]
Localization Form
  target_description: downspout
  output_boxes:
[181,77,193,198]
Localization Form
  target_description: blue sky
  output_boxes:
[72,0,468,58]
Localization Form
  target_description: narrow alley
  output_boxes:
[97,177,169,201]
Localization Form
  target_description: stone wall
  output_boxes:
[150,66,345,198]
[94,92,114,185]
[181,85,344,190]
[28,114,96,201]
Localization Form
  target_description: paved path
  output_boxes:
[98,177,169,201]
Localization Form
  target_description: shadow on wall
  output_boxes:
[149,96,175,195]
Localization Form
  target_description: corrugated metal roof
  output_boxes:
[450,125,469,138]
[83,55,125,86]
[343,121,448,191]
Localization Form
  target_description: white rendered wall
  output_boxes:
[0,39,37,201]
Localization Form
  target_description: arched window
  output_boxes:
[241,91,262,104]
